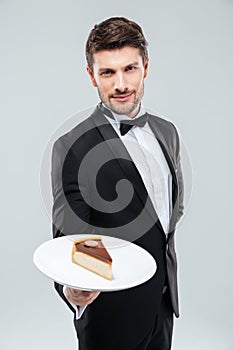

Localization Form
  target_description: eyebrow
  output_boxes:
[98,61,140,73]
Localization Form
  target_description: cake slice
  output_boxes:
[72,237,112,280]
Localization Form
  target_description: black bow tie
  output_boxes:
[98,103,148,136]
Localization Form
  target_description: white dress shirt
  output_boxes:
[65,103,172,319]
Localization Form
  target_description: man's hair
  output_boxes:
[85,17,148,71]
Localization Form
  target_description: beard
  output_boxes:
[97,82,144,118]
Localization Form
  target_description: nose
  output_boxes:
[113,72,127,93]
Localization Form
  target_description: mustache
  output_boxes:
[110,90,134,98]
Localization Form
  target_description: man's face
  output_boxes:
[87,46,149,118]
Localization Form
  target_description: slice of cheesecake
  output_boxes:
[72,237,112,280]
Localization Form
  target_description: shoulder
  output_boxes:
[148,113,179,137]
[148,113,180,140]
[53,113,95,154]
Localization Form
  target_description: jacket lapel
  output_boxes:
[90,107,163,232]
[147,115,179,241]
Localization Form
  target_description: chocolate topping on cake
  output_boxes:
[75,239,112,263]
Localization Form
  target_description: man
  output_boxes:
[52,17,184,350]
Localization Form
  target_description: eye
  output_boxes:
[125,65,137,72]
[100,70,114,76]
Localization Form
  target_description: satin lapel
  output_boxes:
[90,107,163,231]
[147,115,179,240]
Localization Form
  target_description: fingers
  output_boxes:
[65,288,100,306]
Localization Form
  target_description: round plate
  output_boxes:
[33,234,157,291]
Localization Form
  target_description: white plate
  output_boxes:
[33,234,157,291]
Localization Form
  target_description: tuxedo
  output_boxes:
[51,105,184,349]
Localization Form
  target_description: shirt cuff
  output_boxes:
[63,286,87,320]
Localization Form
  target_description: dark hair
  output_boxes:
[85,17,148,71]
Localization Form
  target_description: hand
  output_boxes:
[65,287,100,306]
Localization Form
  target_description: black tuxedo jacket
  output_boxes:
[51,105,184,348]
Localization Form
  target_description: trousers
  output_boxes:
[76,288,174,350]
[133,288,174,350]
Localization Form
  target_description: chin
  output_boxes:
[110,102,137,116]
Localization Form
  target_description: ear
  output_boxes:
[143,58,149,79]
[86,66,97,87]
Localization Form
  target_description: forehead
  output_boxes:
[92,46,143,69]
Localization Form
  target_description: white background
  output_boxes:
[1,0,233,349]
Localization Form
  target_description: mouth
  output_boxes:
[111,92,134,102]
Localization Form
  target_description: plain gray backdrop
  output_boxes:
[1,0,232,349]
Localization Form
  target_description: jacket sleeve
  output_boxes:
[51,136,92,314]
[170,122,184,223]
[176,139,184,223]
[51,137,92,238]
